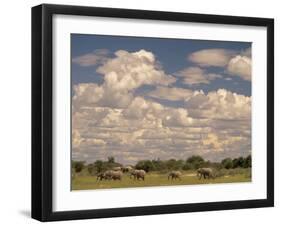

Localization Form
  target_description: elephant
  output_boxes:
[197,168,214,179]
[110,170,123,180]
[121,166,133,173]
[96,170,113,181]
[168,171,182,180]
[130,169,146,181]
[112,166,122,171]
[102,170,116,180]
[96,172,106,181]
[97,170,123,181]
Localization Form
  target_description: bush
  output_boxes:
[182,162,193,170]
[186,155,205,169]
[244,155,252,168]
[107,156,115,164]
[151,159,166,171]
[215,167,251,178]
[221,158,233,169]
[87,163,95,175]
[166,159,184,170]
[94,160,104,173]
[73,154,251,176]
[136,160,155,172]
[72,161,85,173]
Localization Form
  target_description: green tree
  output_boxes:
[244,155,252,168]
[176,159,184,169]
[186,155,205,169]
[232,158,240,168]
[72,161,85,173]
[152,159,166,171]
[232,157,245,168]
[182,162,193,170]
[166,159,177,170]
[87,163,95,175]
[135,160,155,172]
[94,160,104,173]
[107,156,115,164]
[221,158,233,169]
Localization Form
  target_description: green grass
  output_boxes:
[72,170,251,190]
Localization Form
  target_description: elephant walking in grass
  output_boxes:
[110,171,123,180]
[121,166,133,173]
[103,170,115,180]
[130,169,146,181]
[197,168,215,179]
[168,171,182,180]
[96,172,106,181]
[97,170,123,181]
[112,166,122,171]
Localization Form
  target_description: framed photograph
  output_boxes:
[32,4,274,221]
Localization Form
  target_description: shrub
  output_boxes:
[221,158,233,169]
[72,161,85,173]
[87,163,95,175]
[136,160,155,172]
[186,155,205,169]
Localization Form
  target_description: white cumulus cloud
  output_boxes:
[97,49,176,91]
[147,86,193,101]
[227,55,252,81]
[72,49,251,164]
[186,47,252,82]
[176,67,222,85]
[73,50,176,109]
[188,49,233,67]
[72,49,109,66]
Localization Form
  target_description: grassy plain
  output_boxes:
[72,169,251,190]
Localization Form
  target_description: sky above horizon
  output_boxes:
[71,34,252,164]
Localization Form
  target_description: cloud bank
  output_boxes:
[186,48,252,81]
[176,67,222,85]
[72,49,251,164]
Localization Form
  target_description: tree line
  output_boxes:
[72,155,251,175]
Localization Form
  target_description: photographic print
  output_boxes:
[32,4,273,221]
[71,34,252,190]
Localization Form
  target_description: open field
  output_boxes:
[72,170,251,190]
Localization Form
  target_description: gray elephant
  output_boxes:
[112,166,122,171]
[168,171,182,180]
[130,169,146,181]
[197,168,214,179]
[96,172,106,181]
[98,170,123,181]
[103,170,115,180]
[96,170,112,181]
[121,166,133,173]
[110,170,123,180]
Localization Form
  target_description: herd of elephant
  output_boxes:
[96,166,215,181]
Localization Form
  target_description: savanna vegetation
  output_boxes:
[71,155,251,190]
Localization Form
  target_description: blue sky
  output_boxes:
[72,34,251,96]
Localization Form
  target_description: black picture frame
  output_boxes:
[32,3,274,222]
